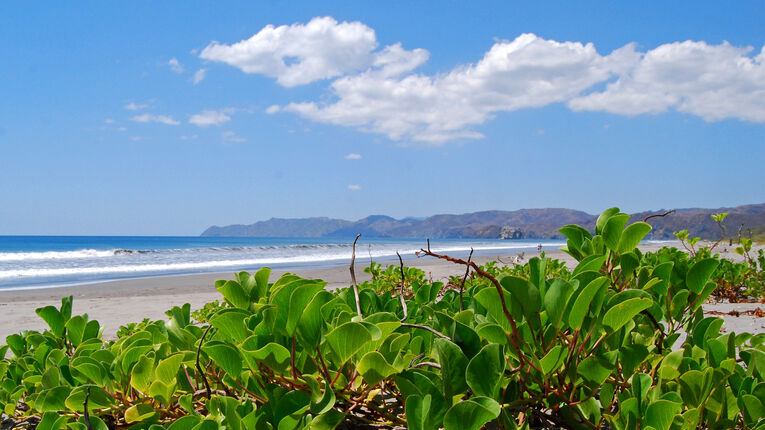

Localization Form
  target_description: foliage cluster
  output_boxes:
[0,208,764,429]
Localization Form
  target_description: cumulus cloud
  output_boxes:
[125,102,149,111]
[348,184,361,191]
[265,105,281,114]
[168,57,185,74]
[192,68,207,84]
[344,153,362,160]
[131,114,180,125]
[199,16,424,87]
[568,41,765,122]
[189,109,232,127]
[204,16,765,143]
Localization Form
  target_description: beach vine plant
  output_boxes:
[1,207,764,429]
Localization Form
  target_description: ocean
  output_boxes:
[0,236,564,290]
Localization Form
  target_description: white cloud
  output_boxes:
[199,16,424,87]
[222,131,245,142]
[568,41,765,122]
[344,153,362,160]
[348,184,361,191]
[104,118,115,124]
[125,102,149,111]
[192,68,207,84]
[205,17,765,143]
[189,109,231,127]
[131,114,180,125]
[265,105,281,114]
[168,57,185,74]
[285,33,634,143]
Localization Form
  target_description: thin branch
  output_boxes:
[410,361,442,369]
[643,209,675,223]
[409,352,425,368]
[350,234,363,319]
[459,248,474,311]
[83,386,94,430]
[397,251,408,322]
[401,322,451,340]
[196,325,213,399]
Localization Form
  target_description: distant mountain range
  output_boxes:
[201,203,765,240]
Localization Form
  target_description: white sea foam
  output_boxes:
[0,249,117,262]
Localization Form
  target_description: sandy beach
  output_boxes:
[1,242,763,340]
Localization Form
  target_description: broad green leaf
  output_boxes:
[578,355,611,386]
[358,351,399,386]
[603,213,630,251]
[501,276,541,330]
[242,340,291,372]
[739,394,765,425]
[253,267,271,301]
[544,279,574,329]
[35,306,65,337]
[473,287,512,333]
[202,340,242,377]
[568,277,608,330]
[125,403,158,424]
[435,338,469,398]
[215,280,250,309]
[596,207,620,235]
[310,409,345,430]
[35,386,70,412]
[603,298,652,332]
[64,385,115,412]
[443,397,501,430]
[466,343,504,398]
[209,308,250,343]
[645,400,682,430]
[297,290,333,347]
[618,222,651,253]
[130,354,155,393]
[167,416,203,430]
[540,345,566,376]
[286,283,325,336]
[686,259,719,294]
[274,390,311,430]
[156,353,184,385]
[308,378,336,416]
[326,322,372,365]
[405,394,435,430]
[35,412,70,430]
[65,315,87,346]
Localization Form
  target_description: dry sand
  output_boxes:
[1,242,763,340]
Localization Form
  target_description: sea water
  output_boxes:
[0,236,564,290]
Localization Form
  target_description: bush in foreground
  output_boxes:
[1,208,764,429]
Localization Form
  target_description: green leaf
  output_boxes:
[326,322,373,365]
[65,315,87,346]
[596,207,621,235]
[603,213,630,251]
[645,400,682,430]
[125,403,158,424]
[466,343,504,398]
[686,258,719,294]
[130,354,155,393]
[443,397,501,430]
[202,340,243,377]
[310,409,345,430]
[167,416,203,430]
[36,305,66,337]
[358,351,400,386]
[473,286,512,333]
[544,279,575,329]
[405,394,435,430]
[286,283,325,336]
[64,385,115,412]
[501,276,541,330]
[603,298,652,332]
[435,338,469,398]
[254,267,271,301]
[540,345,566,376]
[618,222,652,253]
[215,280,250,309]
[739,394,765,425]
[297,290,333,347]
[156,353,184,385]
[209,308,250,343]
[568,277,609,330]
[35,386,71,412]
[578,355,611,386]
[309,378,336,416]
[243,341,291,372]
[35,412,70,430]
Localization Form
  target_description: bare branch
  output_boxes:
[459,248,473,311]
[401,322,451,340]
[410,361,441,369]
[350,234,363,319]
[397,251,408,322]
[83,386,94,430]
[643,209,675,223]
[196,325,213,399]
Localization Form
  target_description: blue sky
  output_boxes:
[1,1,764,235]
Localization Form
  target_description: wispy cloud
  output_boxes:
[348,184,361,191]
[189,109,232,127]
[265,105,281,114]
[131,114,180,125]
[222,130,245,142]
[125,102,149,111]
[192,68,207,84]
[344,153,362,160]
[168,57,184,74]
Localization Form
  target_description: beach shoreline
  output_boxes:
[1,241,763,340]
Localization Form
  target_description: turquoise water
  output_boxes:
[0,236,563,290]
